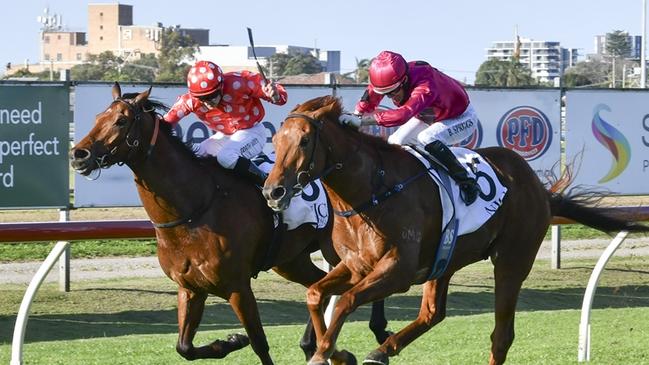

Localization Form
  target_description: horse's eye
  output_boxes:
[299,136,310,148]
[115,118,128,128]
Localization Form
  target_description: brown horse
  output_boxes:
[262,95,649,365]
[69,83,391,365]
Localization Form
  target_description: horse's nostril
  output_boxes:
[270,186,286,201]
[72,148,91,161]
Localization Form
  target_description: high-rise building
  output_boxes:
[486,37,579,84]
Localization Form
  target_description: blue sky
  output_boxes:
[1,0,645,83]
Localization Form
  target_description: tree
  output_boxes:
[605,30,632,87]
[563,59,610,87]
[267,52,322,76]
[155,27,198,82]
[267,53,291,78]
[121,53,158,82]
[343,57,370,83]
[475,59,536,87]
[70,51,122,81]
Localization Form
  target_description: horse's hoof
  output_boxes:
[363,350,389,365]
[226,333,250,350]
[332,349,357,365]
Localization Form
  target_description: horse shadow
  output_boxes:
[2,284,648,344]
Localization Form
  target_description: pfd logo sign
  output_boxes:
[496,106,552,161]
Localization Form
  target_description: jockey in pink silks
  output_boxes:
[338,50,480,205]
[163,60,288,185]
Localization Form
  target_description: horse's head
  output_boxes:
[70,82,161,176]
[263,95,343,211]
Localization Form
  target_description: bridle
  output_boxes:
[89,98,159,179]
[285,113,348,196]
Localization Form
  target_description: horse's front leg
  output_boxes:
[306,262,356,365]
[175,287,250,360]
[228,284,274,365]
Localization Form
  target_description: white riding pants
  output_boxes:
[387,104,478,146]
[196,122,266,169]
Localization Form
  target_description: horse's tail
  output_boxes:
[549,191,649,234]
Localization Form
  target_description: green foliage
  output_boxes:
[3,68,60,81]
[605,30,632,58]
[268,52,322,76]
[155,27,197,82]
[563,59,611,87]
[475,59,537,87]
[344,57,370,83]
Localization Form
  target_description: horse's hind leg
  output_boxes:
[175,287,249,360]
[228,284,275,365]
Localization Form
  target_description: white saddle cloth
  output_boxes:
[405,146,508,236]
[256,153,329,231]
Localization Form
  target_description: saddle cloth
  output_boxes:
[254,153,330,231]
[404,146,508,236]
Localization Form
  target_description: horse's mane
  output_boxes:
[291,95,402,153]
[120,92,218,167]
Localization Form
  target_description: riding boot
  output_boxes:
[233,157,268,186]
[424,140,480,205]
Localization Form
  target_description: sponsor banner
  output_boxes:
[0,84,70,208]
[338,87,561,181]
[73,83,331,207]
[565,90,649,195]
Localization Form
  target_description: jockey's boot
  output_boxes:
[424,140,480,205]
[233,157,268,186]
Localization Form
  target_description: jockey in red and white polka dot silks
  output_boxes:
[353,50,481,205]
[162,60,288,185]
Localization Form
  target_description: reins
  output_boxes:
[286,112,431,217]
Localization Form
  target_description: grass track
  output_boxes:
[1,257,649,364]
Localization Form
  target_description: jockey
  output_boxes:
[162,60,287,185]
[339,50,480,205]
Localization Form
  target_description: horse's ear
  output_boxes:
[134,86,152,105]
[313,96,341,120]
[112,82,122,100]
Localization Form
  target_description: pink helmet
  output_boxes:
[187,60,224,97]
[369,51,408,94]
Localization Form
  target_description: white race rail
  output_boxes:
[577,230,629,362]
[11,241,70,365]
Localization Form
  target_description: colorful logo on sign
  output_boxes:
[496,106,552,161]
[591,104,630,183]
[453,120,483,149]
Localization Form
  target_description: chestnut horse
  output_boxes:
[263,95,649,365]
[69,84,391,365]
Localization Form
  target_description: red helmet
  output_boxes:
[187,60,224,97]
[368,51,408,94]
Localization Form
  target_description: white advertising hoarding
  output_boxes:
[74,84,561,207]
[73,84,331,207]
[565,90,649,195]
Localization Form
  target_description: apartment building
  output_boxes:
[486,38,579,84]
[15,3,208,75]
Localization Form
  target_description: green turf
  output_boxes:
[1,257,649,364]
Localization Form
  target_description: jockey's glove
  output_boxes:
[338,113,362,129]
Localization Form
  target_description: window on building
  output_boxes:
[100,36,103,41]
[56,53,62,61]
[57,35,61,40]
[100,25,103,30]
[43,36,49,44]
[76,53,82,61]
[100,12,103,16]
[44,54,50,61]
[123,29,132,40]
